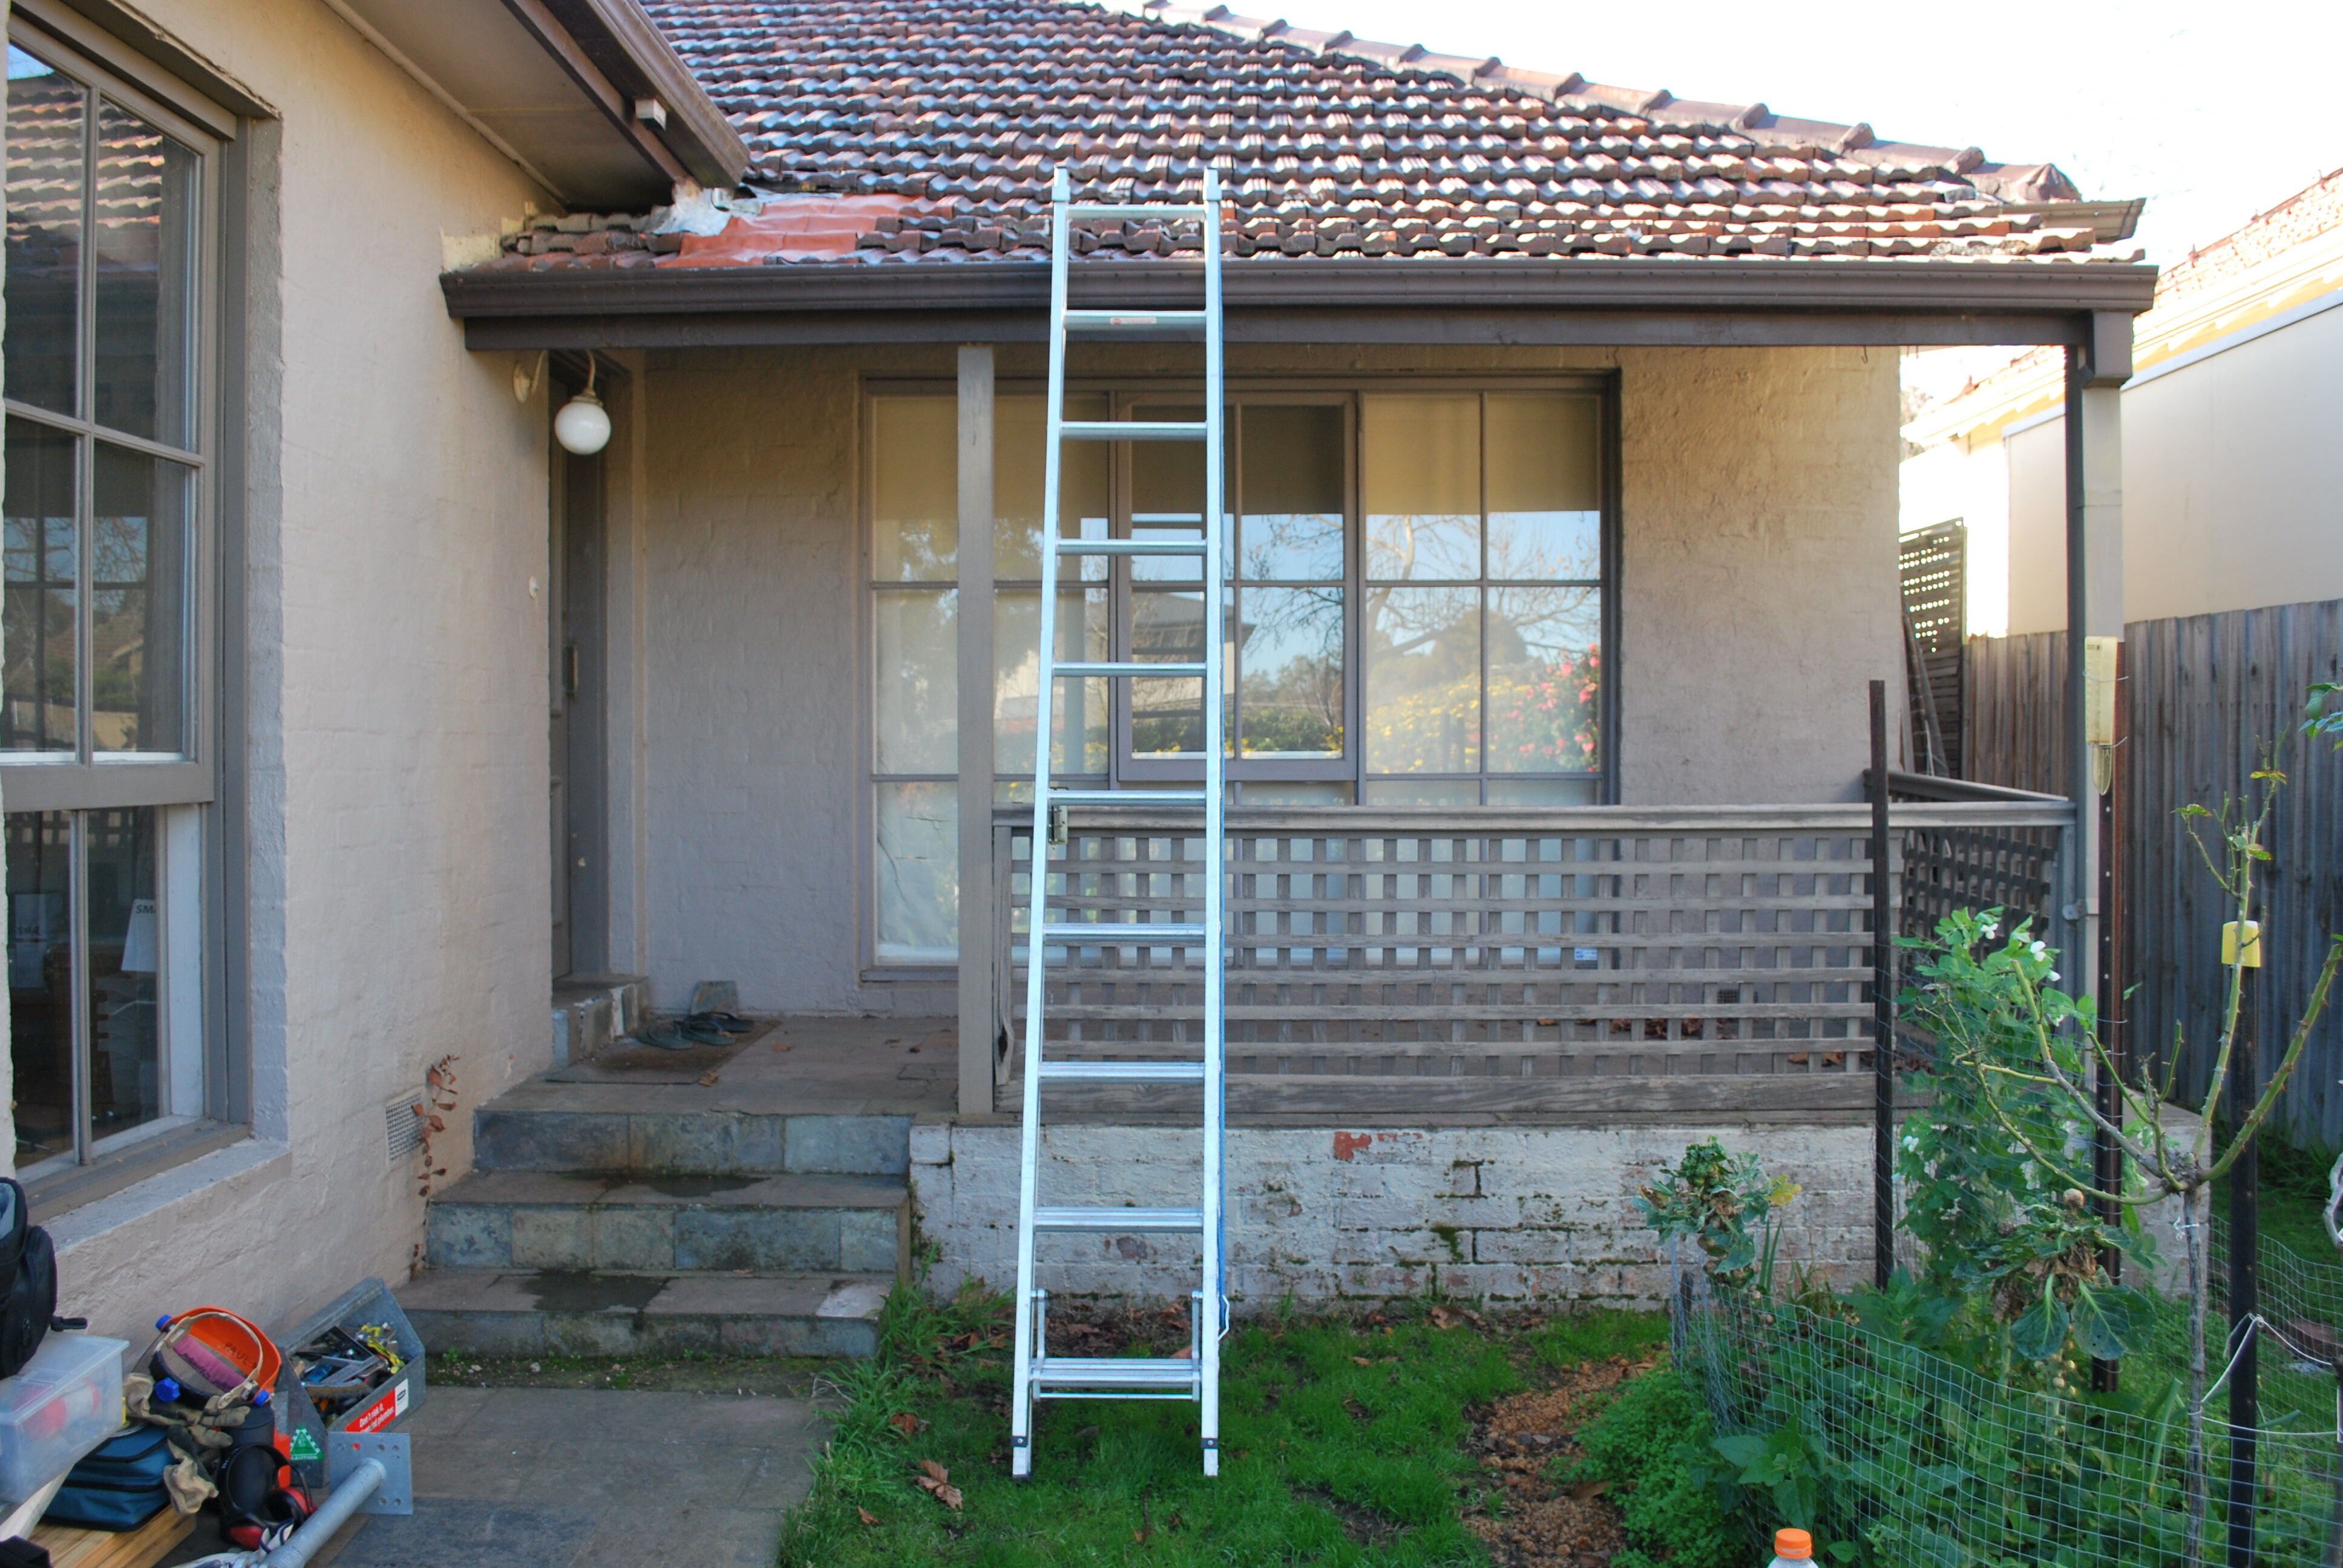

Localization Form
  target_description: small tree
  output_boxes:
[1953,762,2342,1564]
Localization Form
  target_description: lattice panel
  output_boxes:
[1004,815,1885,1079]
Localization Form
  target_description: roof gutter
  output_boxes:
[443,256,2157,350]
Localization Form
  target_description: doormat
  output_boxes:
[544,1022,767,1085]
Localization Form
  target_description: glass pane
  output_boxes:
[7,811,74,1169]
[995,394,1108,581]
[996,589,1107,776]
[5,49,82,419]
[1239,405,1343,580]
[873,588,956,774]
[87,806,159,1138]
[1363,395,1479,580]
[1487,394,1601,581]
[1365,586,1479,773]
[4,419,79,754]
[1486,587,1601,773]
[92,443,194,754]
[1239,586,1342,757]
[1131,586,1206,756]
[872,397,957,581]
[93,102,198,448]
[1362,778,1480,805]
[1486,777,1600,805]
[874,782,957,964]
[1129,402,1207,517]
[1241,781,1353,805]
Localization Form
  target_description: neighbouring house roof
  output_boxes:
[1905,166,2343,445]
[460,0,2140,273]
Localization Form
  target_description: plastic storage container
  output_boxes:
[0,1333,127,1504]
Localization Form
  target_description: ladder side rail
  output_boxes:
[1009,165,1076,1480]
[1198,165,1228,1480]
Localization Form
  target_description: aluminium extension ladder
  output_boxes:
[1009,167,1230,1479]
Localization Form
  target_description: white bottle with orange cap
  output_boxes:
[1768,1527,1814,1567]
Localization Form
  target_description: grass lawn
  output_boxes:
[778,1284,1670,1567]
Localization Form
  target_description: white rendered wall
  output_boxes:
[911,1119,1873,1305]
[45,0,552,1346]
[2000,302,2343,636]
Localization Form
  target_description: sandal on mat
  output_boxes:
[684,1010,755,1035]
[633,1022,695,1051]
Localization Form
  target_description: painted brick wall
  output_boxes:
[910,1120,1874,1307]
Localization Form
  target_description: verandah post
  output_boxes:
[1870,679,1894,1291]
[957,345,998,1116]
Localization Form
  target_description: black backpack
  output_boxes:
[0,1177,82,1379]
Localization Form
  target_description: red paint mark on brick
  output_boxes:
[1333,1131,1372,1162]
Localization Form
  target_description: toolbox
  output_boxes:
[272,1279,425,1489]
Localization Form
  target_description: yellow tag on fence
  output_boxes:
[2222,920,2263,967]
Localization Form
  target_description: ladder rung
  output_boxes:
[1052,661,1205,679]
[1031,1356,1199,1391]
[1038,1061,1207,1083]
[1055,537,1207,557]
[1034,1207,1205,1233]
[1061,420,1206,443]
[1038,921,1207,943]
[1066,203,1211,220]
[1063,309,1208,330]
[1047,788,1206,805]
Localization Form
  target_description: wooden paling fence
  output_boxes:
[1967,597,2343,1142]
[992,799,2069,1117]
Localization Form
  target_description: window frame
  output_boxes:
[5,9,238,1191]
[857,370,1619,974]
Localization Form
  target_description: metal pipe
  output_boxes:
[264,1457,385,1568]
[1869,680,1895,1292]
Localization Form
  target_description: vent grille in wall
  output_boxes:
[385,1095,424,1166]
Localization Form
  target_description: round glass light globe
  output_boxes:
[554,391,612,455]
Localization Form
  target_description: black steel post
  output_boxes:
[1870,680,1895,1292]
[2093,641,2125,1394]
[2228,964,2260,1568]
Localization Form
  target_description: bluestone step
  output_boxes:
[402,1268,890,1358]
[473,1109,911,1177]
[425,1170,909,1277]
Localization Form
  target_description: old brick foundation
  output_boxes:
[911,1121,1873,1308]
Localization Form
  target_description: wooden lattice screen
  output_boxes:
[1900,521,1967,777]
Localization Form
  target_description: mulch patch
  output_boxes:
[1464,1350,1657,1567]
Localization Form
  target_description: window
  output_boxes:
[5,25,221,1174]
[865,381,1611,965]
[1362,393,1604,804]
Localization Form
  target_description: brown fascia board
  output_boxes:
[531,0,749,188]
[443,255,2160,328]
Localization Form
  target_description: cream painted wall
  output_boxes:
[1899,433,2011,639]
[1941,301,2343,637]
[1615,347,1905,803]
[44,0,553,1346]
[629,342,1903,1011]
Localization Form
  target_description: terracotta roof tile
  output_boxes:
[471,0,2130,272]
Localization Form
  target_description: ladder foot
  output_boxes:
[1203,1449,1220,1477]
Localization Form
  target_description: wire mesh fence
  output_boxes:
[1677,1279,2343,1567]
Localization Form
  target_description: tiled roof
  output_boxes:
[473,0,2133,273]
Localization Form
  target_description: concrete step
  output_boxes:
[473,1108,911,1178]
[425,1171,910,1277]
[401,1267,890,1358]
[551,975,647,1067]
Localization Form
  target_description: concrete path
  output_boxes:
[302,1387,822,1568]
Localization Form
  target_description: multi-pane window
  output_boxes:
[865,383,1609,966]
[1362,393,1604,803]
[4,30,217,1171]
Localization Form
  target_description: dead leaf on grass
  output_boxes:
[1429,1305,1462,1329]
[857,1508,879,1526]
[1351,1356,1373,1366]
[919,1459,950,1484]
[890,1411,923,1436]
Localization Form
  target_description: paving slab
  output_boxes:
[297,1387,824,1568]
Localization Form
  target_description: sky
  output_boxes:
[1225,0,2343,269]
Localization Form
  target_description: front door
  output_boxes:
[549,407,607,979]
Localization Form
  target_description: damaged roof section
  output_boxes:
[471,0,2137,273]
